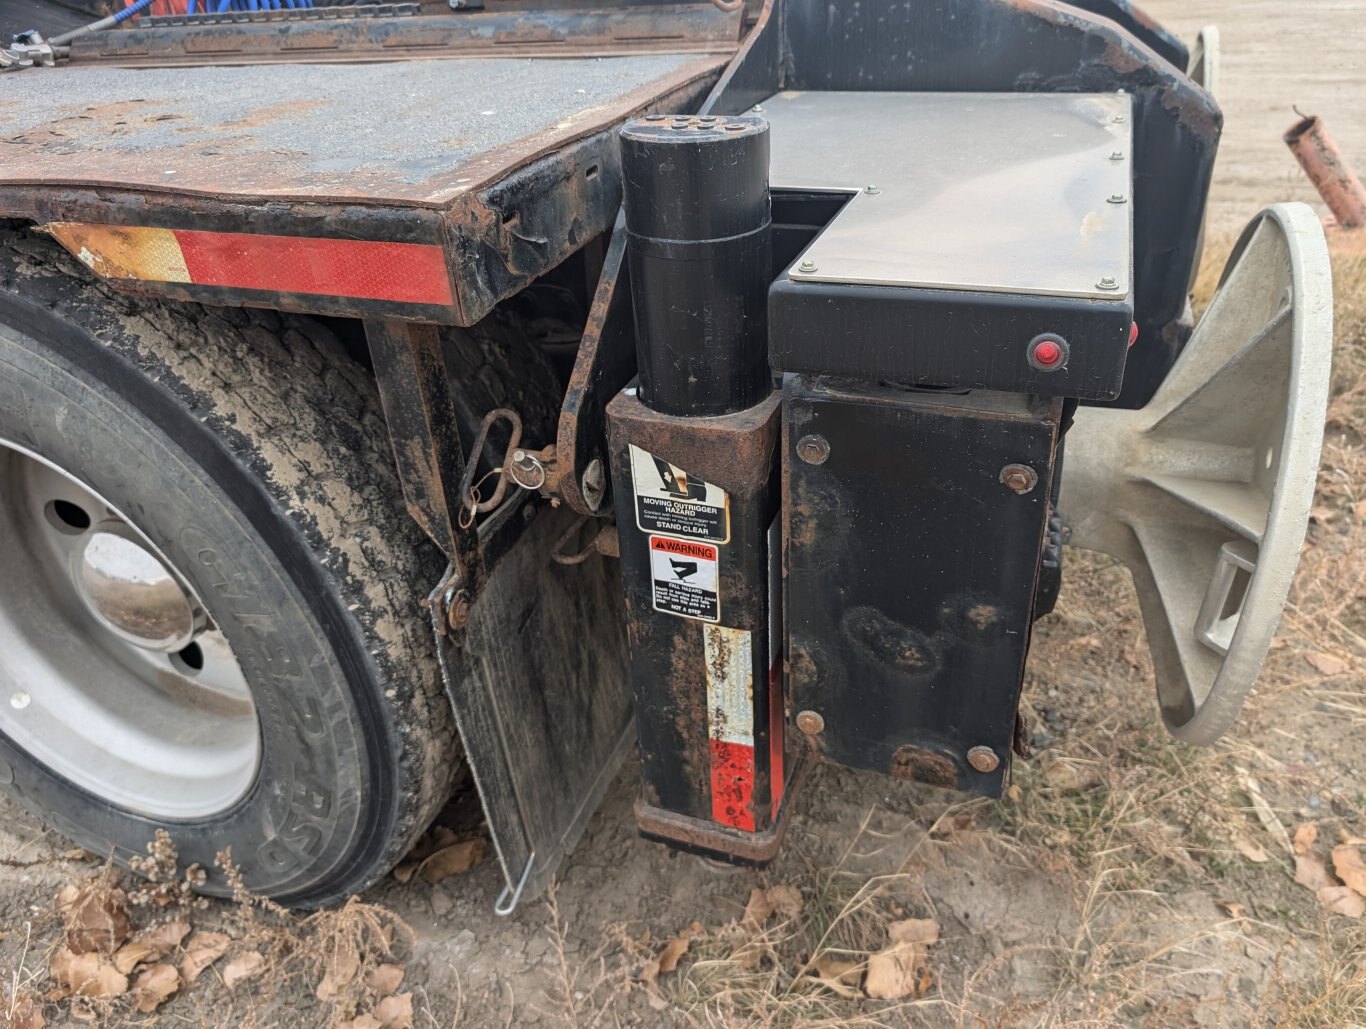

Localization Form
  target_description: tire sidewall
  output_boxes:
[0,296,397,904]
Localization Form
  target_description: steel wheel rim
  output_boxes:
[0,438,260,819]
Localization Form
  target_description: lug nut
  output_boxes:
[796,710,825,735]
[999,463,1038,495]
[967,745,1000,773]
[796,434,831,465]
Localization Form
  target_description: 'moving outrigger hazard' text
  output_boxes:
[649,535,720,623]
[629,444,729,543]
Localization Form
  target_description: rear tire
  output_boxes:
[0,225,457,906]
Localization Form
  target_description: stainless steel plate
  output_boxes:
[763,91,1133,300]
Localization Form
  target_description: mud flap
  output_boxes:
[429,504,633,912]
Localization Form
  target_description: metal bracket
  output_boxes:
[494,851,535,916]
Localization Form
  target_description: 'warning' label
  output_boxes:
[629,444,729,543]
[649,535,720,623]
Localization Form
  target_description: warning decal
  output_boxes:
[649,535,720,623]
[629,444,729,543]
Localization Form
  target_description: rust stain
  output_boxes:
[219,99,332,132]
[889,744,958,788]
[841,606,938,675]
[965,603,999,632]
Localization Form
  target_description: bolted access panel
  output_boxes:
[783,375,1062,795]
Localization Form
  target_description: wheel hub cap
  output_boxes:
[76,531,200,652]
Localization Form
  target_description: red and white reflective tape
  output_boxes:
[45,223,454,307]
[703,625,756,832]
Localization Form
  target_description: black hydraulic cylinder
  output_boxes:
[608,112,794,863]
[619,114,771,417]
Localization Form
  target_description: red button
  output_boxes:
[1032,339,1064,367]
[1128,322,1139,348]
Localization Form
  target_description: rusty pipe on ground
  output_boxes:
[1284,113,1366,229]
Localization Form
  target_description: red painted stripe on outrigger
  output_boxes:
[710,738,757,832]
[174,230,454,306]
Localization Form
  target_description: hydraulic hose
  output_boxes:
[49,0,158,46]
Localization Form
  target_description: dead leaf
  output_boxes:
[864,943,932,1000]
[113,919,191,974]
[1317,886,1366,918]
[178,931,230,985]
[416,838,486,885]
[1331,844,1366,895]
[741,885,802,930]
[1233,835,1271,863]
[766,884,802,919]
[336,1016,384,1029]
[50,948,128,1000]
[316,947,362,1002]
[812,953,863,997]
[1294,822,1319,855]
[1310,506,1335,524]
[658,936,690,974]
[56,884,131,955]
[1305,652,1349,676]
[374,992,414,1029]
[222,951,265,989]
[1216,899,1246,919]
[888,918,940,946]
[1294,854,1332,893]
[638,930,693,983]
[130,963,180,1013]
[741,887,773,929]
[8,992,45,1029]
[393,826,458,882]
[365,963,405,998]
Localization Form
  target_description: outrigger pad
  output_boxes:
[430,504,633,912]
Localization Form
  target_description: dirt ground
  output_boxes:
[3,2,1366,1026]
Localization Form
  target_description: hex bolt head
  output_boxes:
[797,259,817,273]
[1109,150,1125,161]
[1097,276,1120,291]
[999,463,1038,495]
[967,746,1000,773]
[864,184,881,194]
[796,434,831,465]
[796,710,825,735]
[1107,193,1128,205]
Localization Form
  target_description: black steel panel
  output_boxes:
[784,375,1060,795]
[769,278,1132,400]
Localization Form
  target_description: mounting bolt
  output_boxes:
[796,710,825,735]
[1097,276,1119,291]
[797,259,817,274]
[1107,193,1128,205]
[751,104,765,113]
[864,184,881,194]
[1113,114,1127,123]
[1109,150,1124,161]
[796,434,831,465]
[999,463,1038,495]
[967,746,1000,773]
[10,692,29,710]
